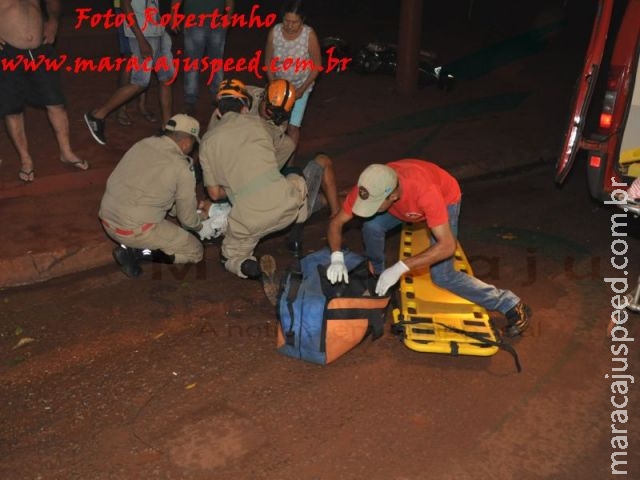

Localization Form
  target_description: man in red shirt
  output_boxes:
[326,159,531,337]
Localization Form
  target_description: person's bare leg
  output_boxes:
[116,67,132,124]
[93,84,144,120]
[46,105,86,168]
[314,153,340,216]
[158,81,172,126]
[137,90,148,113]
[5,113,35,180]
[137,87,159,123]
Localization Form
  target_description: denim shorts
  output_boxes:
[128,32,175,87]
[289,89,311,127]
[302,158,324,214]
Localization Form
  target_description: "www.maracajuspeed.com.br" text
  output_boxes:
[0,48,351,86]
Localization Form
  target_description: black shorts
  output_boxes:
[0,43,66,116]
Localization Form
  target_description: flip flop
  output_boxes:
[18,169,35,183]
[61,157,89,171]
[116,111,133,126]
[139,110,159,123]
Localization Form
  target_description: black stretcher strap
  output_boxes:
[435,322,522,373]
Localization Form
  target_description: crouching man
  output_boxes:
[99,114,211,277]
[199,79,339,303]
[327,160,532,337]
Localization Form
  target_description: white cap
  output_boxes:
[352,164,398,217]
[164,114,200,143]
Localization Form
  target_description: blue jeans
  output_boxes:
[362,203,520,314]
[128,33,175,87]
[183,26,227,104]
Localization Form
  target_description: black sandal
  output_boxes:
[18,169,34,183]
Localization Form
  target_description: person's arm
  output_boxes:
[326,208,353,284]
[375,222,456,295]
[199,141,228,201]
[295,27,322,98]
[206,185,228,201]
[405,222,457,270]
[123,0,152,58]
[175,170,203,230]
[327,207,351,252]
[43,0,61,44]
[198,198,213,216]
[264,28,276,83]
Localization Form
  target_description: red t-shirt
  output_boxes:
[342,159,461,228]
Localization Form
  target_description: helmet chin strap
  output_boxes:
[268,107,291,126]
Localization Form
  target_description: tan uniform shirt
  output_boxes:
[207,86,295,169]
[200,112,302,236]
[99,135,201,230]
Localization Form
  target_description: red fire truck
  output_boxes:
[556,0,640,200]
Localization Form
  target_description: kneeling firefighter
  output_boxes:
[99,114,211,277]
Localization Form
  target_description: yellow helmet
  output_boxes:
[217,78,252,108]
[265,79,296,125]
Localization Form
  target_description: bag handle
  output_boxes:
[284,270,303,346]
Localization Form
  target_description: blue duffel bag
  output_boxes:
[276,248,391,365]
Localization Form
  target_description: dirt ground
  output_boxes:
[2,1,639,479]
[2,167,639,479]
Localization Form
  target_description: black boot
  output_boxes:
[504,302,532,337]
[285,223,304,257]
[112,246,142,278]
[149,249,175,264]
[132,248,175,264]
[240,258,261,279]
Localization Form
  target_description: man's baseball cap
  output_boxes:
[352,164,398,217]
[164,114,201,143]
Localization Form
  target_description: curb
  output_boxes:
[0,241,113,290]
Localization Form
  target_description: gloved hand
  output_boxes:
[197,202,232,241]
[197,217,218,241]
[628,177,640,200]
[326,251,349,284]
[207,202,231,235]
[375,261,410,296]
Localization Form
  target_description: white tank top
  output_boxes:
[271,23,313,91]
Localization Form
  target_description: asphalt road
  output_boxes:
[1,163,638,479]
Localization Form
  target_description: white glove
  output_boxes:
[197,217,217,240]
[207,202,231,235]
[327,251,349,284]
[629,177,640,200]
[197,202,231,240]
[375,261,410,296]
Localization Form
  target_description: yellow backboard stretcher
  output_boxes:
[392,223,508,360]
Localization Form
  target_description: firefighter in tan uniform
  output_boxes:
[207,80,296,168]
[99,114,211,277]
[199,79,339,285]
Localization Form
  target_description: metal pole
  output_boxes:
[396,0,423,95]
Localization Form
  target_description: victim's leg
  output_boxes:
[362,213,403,274]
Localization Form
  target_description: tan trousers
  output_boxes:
[104,219,203,264]
[221,174,308,277]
